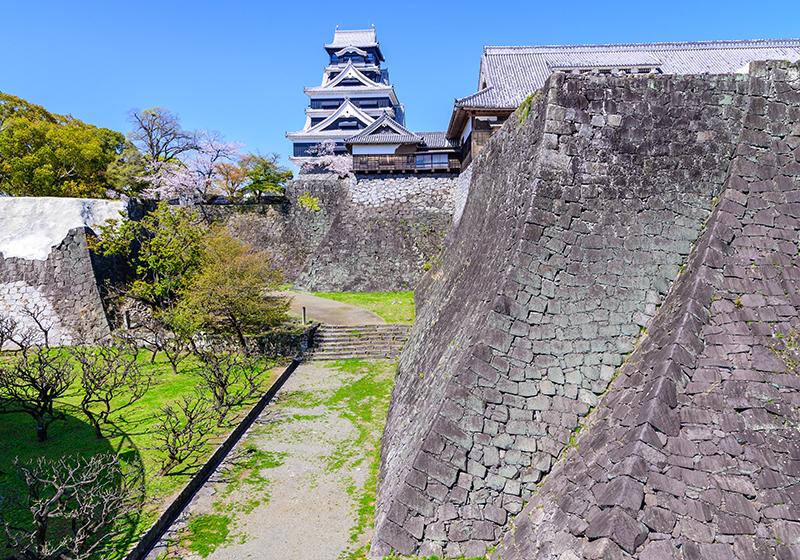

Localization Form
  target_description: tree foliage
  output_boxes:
[91,202,208,309]
[104,139,149,196]
[180,228,288,346]
[0,92,125,198]
[243,152,293,201]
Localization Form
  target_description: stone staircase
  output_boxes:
[306,324,412,361]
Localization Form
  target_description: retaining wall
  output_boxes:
[201,178,348,283]
[0,198,127,346]
[370,62,798,557]
[493,59,800,560]
[293,173,457,292]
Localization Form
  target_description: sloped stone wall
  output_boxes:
[293,174,456,292]
[0,227,112,346]
[493,59,800,560]
[370,64,788,556]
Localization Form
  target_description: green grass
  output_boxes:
[0,349,282,559]
[309,291,415,324]
[180,513,232,558]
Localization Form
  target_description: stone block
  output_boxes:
[585,507,648,553]
[413,453,458,489]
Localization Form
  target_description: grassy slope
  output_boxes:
[309,291,415,324]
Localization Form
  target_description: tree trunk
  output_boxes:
[36,418,47,442]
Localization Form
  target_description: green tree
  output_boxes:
[105,139,149,195]
[180,228,288,347]
[243,152,293,202]
[0,91,124,198]
[91,202,208,309]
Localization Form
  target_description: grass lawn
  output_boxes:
[309,291,415,324]
[0,349,283,559]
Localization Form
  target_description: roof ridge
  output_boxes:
[484,38,800,54]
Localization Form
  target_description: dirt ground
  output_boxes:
[148,359,394,560]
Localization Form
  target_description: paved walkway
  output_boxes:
[149,360,394,560]
[282,292,385,326]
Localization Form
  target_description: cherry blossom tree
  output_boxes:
[139,131,243,202]
[300,140,352,177]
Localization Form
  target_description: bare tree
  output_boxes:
[72,342,152,439]
[0,347,74,441]
[0,313,17,350]
[122,309,195,375]
[151,394,214,475]
[126,107,197,164]
[195,351,271,426]
[18,304,54,349]
[0,454,142,560]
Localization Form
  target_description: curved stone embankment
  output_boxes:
[372,60,800,558]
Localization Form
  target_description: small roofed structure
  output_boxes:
[287,26,405,165]
[346,114,460,173]
[448,38,800,168]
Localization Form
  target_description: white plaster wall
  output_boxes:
[0,197,126,261]
[352,144,401,155]
[460,118,473,145]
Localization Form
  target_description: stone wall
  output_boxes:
[0,197,128,347]
[0,227,113,347]
[200,178,348,283]
[370,63,791,557]
[493,59,800,560]
[293,173,457,292]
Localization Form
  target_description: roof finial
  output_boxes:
[335,25,339,30]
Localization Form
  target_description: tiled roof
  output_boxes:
[458,39,800,110]
[325,28,378,49]
[346,114,421,145]
[417,131,459,149]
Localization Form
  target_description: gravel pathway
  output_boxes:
[149,359,394,560]
[279,292,386,326]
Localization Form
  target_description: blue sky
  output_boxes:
[2,0,799,167]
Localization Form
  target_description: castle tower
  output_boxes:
[287,27,405,162]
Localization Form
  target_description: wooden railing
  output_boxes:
[352,154,461,172]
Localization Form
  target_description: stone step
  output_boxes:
[305,324,412,361]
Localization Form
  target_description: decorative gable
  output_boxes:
[305,99,376,134]
[323,62,382,90]
[346,114,421,145]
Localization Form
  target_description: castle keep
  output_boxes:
[287,27,405,159]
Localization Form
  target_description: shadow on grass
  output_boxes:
[0,409,145,559]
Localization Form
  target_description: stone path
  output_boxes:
[282,292,385,326]
[148,360,394,560]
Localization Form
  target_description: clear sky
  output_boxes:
[2,0,799,167]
